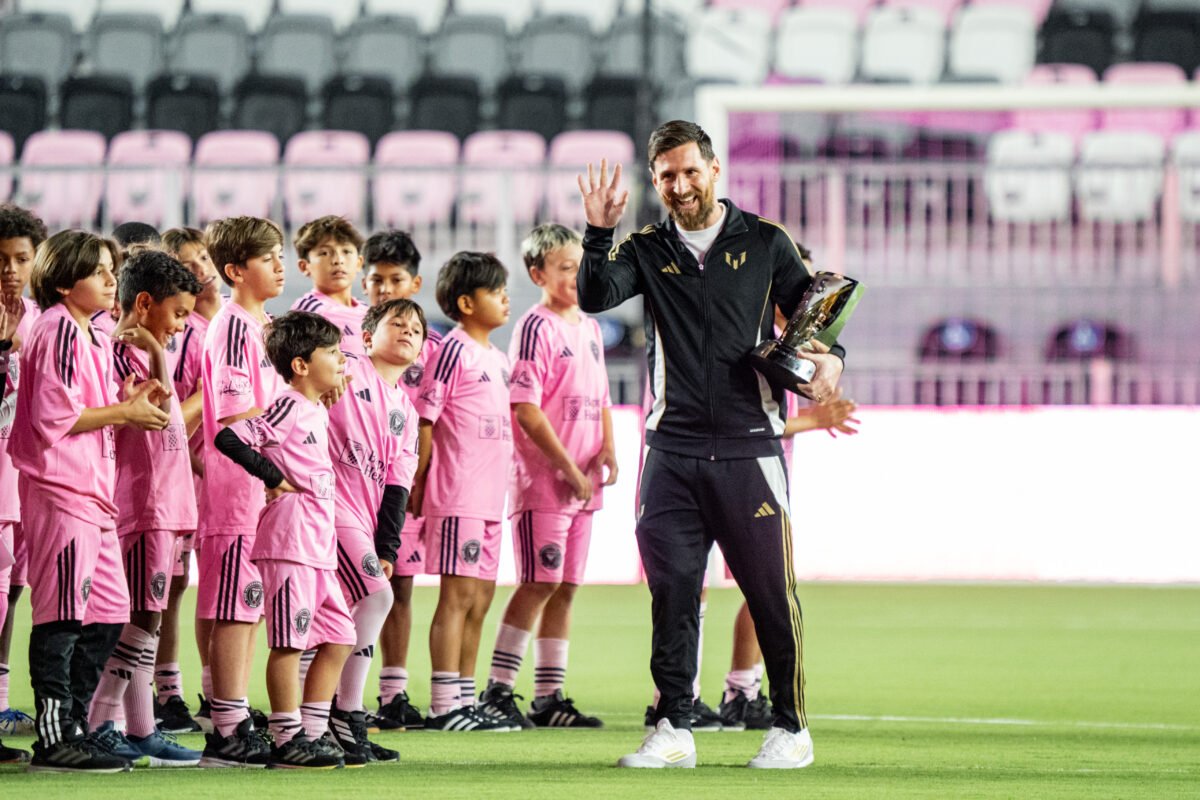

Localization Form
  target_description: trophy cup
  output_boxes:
[747,271,863,392]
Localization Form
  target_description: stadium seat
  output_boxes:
[1075,131,1166,222]
[279,0,360,31]
[1100,63,1189,137]
[599,13,686,81]
[459,131,547,225]
[342,15,425,92]
[282,131,371,227]
[971,0,1052,24]
[860,6,946,84]
[516,14,595,93]
[232,75,309,147]
[170,13,252,94]
[146,73,220,143]
[0,13,78,92]
[1132,8,1200,75]
[0,133,13,202]
[105,129,192,228]
[796,0,877,22]
[1038,8,1115,77]
[886,0,963,24]
[0,74,47,155]
[98,0,185,31]
[18,130,107,228]
[16,0,97,32]
[59,75,135,142]
[189,0,273,32]
[372,130,460,227]
[497,74,569,142]
[453,0,536,32]
[774,7,859,85]
[88,13,166,92]
[583,76,641,141]
[709,0,792,23]
[430,14,512,95]
[539,0,622,32]
[192,130,280,223]
[1045,319,1133,361]
[948,5,1036,83]
[984,130,1075,222]
[322,75,396,147]
[363,0,448,33]
[546,130,636,225]
[409,75,482,142]
[686,8,772,85]
[1054,0,1143,28]
[1172,131,1200,221]
[1010,64,1098,142]
[624,0,705,19]
[257,14,338,94]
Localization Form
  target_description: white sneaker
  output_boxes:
[747,726,814,769]
[617,719,697,768]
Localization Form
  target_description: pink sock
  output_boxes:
[0,662,9,710]
[210,697,250,737]
[299,701,331,739]
[337,590,391,712]
[379,667,408,706]
[90,625,154,730]
[154,662,183,699]
[724,669,757,703]
[201,665,213,703]
[533,638,568,698]
[430,671,460,716]
[458,677,476,707]
[125,634,159,738]
[489,623,531,688]
[693,601,706,700]
[269,710,302,746]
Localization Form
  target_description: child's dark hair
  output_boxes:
[363,298,427,341]
[118,249,203,312]
[30,230,120,310]
[435,251,507,321]
[0,203,48,248]
[112,221,162,249]
[293,215,365,261]
[264,311,343,382]
[363,230,421,275]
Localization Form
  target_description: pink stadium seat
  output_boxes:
[886,0,963,25]
[1011,64,1098,142]
[19,130,107,227]
[708,0,793,24]
[970,0,1053,25]
[1101,63,1189,136]
[372,130,459,228]
[192,130,279,224]
[799,0,876,23]
[105,130,192,228]
[282,130,371,227]
[0,132,13,202]
[459,131,546,225]
[546,130,636,225]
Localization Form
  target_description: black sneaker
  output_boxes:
[743,692,772,730]
[199,717,271,768]
[372,691,424,731]
[424,705,513,732]
[154,694,203,734]
[327,710,379,767]
[267,734,344,770]
[28,738,132,773]
[194,694,213,734]
[0,738,31,764]
[249,707,270,731]
[527,690,603,728]
[717,693,750,731]
[478,681,533,730]
[691,697,725,732]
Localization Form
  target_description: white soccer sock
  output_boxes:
[336,589,392,712]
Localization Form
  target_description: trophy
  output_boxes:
[747,271,863,392]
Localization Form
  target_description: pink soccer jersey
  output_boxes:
[293,290,368,357]
[9,304,119,523]
[508,305,611,514]
[413,327,513,522]
[199,302,282,537]
[224,390,337,569]
[328,354,419,535]
[0,297,41,523]
[112,341,198,536]
[90,308,117,337]
[170,309,212,402]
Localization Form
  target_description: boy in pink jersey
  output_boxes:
[478,225,617,730]
[195,216,286,767]
[325,299,424,763]
[413,252,514,732]
[0,204,47,744]
[291,216,368,356]
[215,311,355,769]
[12,231,171,773]
[88,250,203,766]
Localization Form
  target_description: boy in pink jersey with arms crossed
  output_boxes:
[12,231,171,773]
[88,250,203,766]
[196,217,286,767]
[215,311,355,769]
[291,216,368,356]
[478,224,617,729]
[413,252,513,732]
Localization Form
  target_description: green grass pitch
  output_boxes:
[2,583,1198,798]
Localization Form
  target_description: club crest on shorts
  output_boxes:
[403,363,424,388]
[389,409,406,437]
[151,572,167,600]
[539,544,563,570]
[362,552,383,578]
[81,577,93,601]
[461,539,482,565]
[293,608,311,635]
[243,581,264,609]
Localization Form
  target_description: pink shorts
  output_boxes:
[0,522,14,594]
[392,516,426,578]
[259,560,356,651]
[425,516,501,581]
[196,534,264,623]
[511,510,593,585]
[335,526,391,605]
[121,530,182,613]
[172,532,196,578]
[22,496,129,626]
[10,521,27,587]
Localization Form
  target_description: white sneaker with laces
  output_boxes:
[617,719,697,768]
[747,726,814,769]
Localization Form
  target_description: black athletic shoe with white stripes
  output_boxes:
[0,739,30,765]
[527,690,603,728]
[28,738,132,773]
[199,717,271,768]
[424,705,513,732]
[478,682,533,730]
[266,734,345,770]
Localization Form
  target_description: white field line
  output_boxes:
[811,714,1198,731]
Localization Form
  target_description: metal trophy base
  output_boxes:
[748,340,816,391]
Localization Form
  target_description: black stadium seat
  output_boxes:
[583,76,641,142]
[1039,9,1116,77]
[0,74,47,155]
[232,74,309,146]
[323,74,395,147]
[497,74,568,142]
[409,75,481,142]
[147,73,221,143]
[59,75,135,142]
[1133,9,1200,74]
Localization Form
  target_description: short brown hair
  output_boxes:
[30,230,119,310]
[363,298,427,341]
[647,120,715,171]
[293,215,365,261]
[205,216,284,286]
[161,226,206,257]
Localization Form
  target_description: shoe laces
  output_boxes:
[639,720,683,754]
[758,727,800,759]
[0,708,34,723]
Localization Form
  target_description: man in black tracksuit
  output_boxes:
[577,121,845,769]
